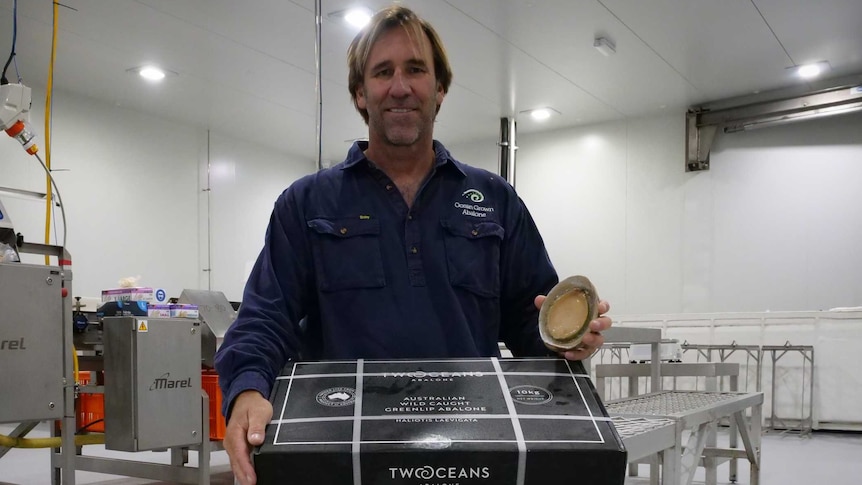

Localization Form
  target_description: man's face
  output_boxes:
[355,26,445,147]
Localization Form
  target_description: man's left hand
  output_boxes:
[534,296,612,361]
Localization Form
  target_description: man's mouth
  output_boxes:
[387,108,414,113]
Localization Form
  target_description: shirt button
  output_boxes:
[471,229,479,236]
[407,214,413,220]
[340,228,348,235]
[386,184,393,190]
[411,247,418,254]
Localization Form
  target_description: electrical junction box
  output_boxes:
[0,262,66,423]
[255,358,626,485]
[103,316,202,451]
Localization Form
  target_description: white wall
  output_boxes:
[0,87,312,300]
[1,88,201,299]
[514,111,862,315]
[204,131,315,301]
[5,86,860,314]
[612,309,862,429]
[446,138,500,174]
[708,119,862,312]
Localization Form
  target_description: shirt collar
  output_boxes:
[341,140,467,177]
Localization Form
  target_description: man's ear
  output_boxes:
[435,82,445,108]
[355,85,367,110]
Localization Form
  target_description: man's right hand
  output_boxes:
[224,390,273,485]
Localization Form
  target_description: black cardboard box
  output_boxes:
[255,358,626,485]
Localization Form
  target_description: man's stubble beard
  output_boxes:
[382,119,424,146]
[370,93,439,147]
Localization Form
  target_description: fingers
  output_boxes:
[581,330,605,349]
[225,391,273,485]
[560,301,613,361]
[540,293,613,361]
[536,296,609,316]
[225,420,256,485]
[247,398,273,446]
[590,315,612,333]
[534,295,546,310]
[598,299,610,315]
[561,348,592,361]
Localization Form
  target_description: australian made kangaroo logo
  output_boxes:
[316,387,356,407]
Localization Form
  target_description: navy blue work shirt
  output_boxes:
[214,140,558,415]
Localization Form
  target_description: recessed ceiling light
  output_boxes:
[797,64,821,78]
[328,7,372,28]
[344,8,372,28]
[127,65,176,82]
[530,109,551,120]
[139,66,166,81]
[520,107,560,121]
[792,61,830,79]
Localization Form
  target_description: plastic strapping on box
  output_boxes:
[352,359,365,485]
[565,359,606,444]
[275,371,592,380]
[269,414,614,426]
[491,357,527,485]
[273,362,298,451]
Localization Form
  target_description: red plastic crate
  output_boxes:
[77,371,105,433]
[202,370,226,440]
[74,370,225,439]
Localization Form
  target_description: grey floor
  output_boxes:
[1,423,861,484]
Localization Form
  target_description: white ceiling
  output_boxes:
[2,0,861,163]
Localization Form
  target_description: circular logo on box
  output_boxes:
[509,385,553,405]
[316,387,356,407]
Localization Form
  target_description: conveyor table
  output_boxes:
[612,416,677,485]
[607,391,763,485]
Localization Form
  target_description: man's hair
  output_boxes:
[347,5,453,123]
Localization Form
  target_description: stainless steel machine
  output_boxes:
[1,81,224,482]
[0,257,67,423]
[179,289,236,367]
[103,316,202,452]
[1,241,224,483]
[0,242,77,483]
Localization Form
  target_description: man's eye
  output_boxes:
[409,66,426,74]
[375,69,393,77]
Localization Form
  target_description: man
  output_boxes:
[214,5,612,485]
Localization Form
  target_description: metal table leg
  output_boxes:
[729,374,739,482]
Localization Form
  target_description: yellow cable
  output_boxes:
[43,0,59,264]
[72,345,80,385]
[0,433,104,449]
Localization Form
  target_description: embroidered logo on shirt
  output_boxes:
[455,189,494,218]
[462,189,485,202]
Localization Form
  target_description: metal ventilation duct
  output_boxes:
[686,83,862,172]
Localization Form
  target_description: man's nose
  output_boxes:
[390,70,410,96]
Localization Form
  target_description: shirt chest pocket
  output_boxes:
[441,220,505,298]
[307,218,386,292]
